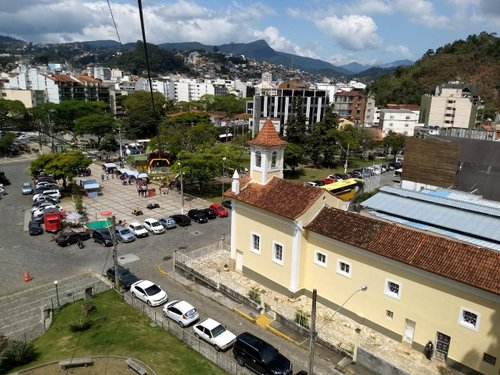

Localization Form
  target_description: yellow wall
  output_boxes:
[305,232,500,375]
[234,203,295,291]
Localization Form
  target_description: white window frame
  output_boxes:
[250,232,261,254]
[384,278,402,300]
[458,307,480,332]
[314,251,327,268]
[336,259,352,278]
[271,151,278,168]
[255,150,262,168]
[272,241,284,266]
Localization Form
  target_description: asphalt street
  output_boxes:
[0,158,345,375]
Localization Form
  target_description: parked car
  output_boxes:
[114,226,136,243]
[163,300,199,327]
[92,229,114,246]
[233,332,293,375]
[28,219,44,235]
[34,183,58,193]
[321,177,336,185]
[193,318,236,351]
[130,280,168,306]
[200,208,216,220]
[32,195,59,205]
[106,265,139,290]
[143,218,165,235]
[128,222,149,238]
[208,203,228,218]
[32,205,61,218]
[188,209,208,224]
[32,189,60,202]
[158,216,177,229]
[221,200,232,210]
[22,182,33,195]
[55,231,91,247]
[170,214,191,227]
[31,201,60,213]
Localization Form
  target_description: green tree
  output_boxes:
[0,99,27,130]
[0,132,15,156]
[74,113,117,147]
[284,143,304,172]
[383,131,407,158]
[123,91,174,138]
[284,97,308,144]
[30,151,91,187]
[98,134,119,152]
[51,100,106,140]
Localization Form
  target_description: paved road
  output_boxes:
[0,159,348,374]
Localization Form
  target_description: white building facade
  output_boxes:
[380,109,419,136]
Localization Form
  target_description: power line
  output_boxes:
[106,0,123,47]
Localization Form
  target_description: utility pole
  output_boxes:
[111,216,119,290]
[178,162,184,214]
[309,289,317,375]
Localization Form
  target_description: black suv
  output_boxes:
[187,209,208,224]
[106,266,139,290]
[233,332,293,375]
[92,229,114,246]
[55,231,91,247]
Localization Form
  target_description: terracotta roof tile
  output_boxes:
[248,119,287,147]
[305,207,500,295]
[226,177,323,219]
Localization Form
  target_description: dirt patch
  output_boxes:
[19,357,144,375]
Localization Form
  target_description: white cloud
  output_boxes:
[395,0,449,27]
[344,0,393,14]
[253,26,318,58]
[315,14,382,51]
[386,44,413,59]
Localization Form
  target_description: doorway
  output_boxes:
[235,250,243,272]
[403,319,416,344]
[435,332,451,361]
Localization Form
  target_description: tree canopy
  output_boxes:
[0,99,27,130]
[74,113,118,147]
[30,151,92,182]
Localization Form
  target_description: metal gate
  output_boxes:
[435,332,451,360]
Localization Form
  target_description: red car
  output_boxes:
[209,203,228,218]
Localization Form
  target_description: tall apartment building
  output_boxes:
[332,90,374,126]
[251,86,329,136]
[419,82,484,129]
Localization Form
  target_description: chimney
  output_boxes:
[231,169,240,194]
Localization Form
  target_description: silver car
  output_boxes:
[115,226,136,243]
[159,216,177,229]
[22,182,33,195]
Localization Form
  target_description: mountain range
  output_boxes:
[157,39,413,76]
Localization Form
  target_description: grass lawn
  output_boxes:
[15,290,226,375]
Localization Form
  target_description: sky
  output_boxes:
[0,0,499,66]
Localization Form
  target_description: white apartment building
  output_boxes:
[4,67,60,103]
[419,82,484,129]
[380,109,419,136]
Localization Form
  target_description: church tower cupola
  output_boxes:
[248,119,287,185]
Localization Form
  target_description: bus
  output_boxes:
[319,178,364,200]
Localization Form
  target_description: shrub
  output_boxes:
[294,309,310,329]
[0,341,37,372]
[69,317,93,332]
[248,287,261,304]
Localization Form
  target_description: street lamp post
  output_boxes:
[53,280,60,308]
[221,157,227,198]
[178,162,184,214]
[309,285,368,374]
[118,124,123,158]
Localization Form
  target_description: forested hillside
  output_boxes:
[369,32,500,117]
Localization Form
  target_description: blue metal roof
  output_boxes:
[361,187,500,247]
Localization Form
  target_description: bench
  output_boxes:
[125,358,148,375]
[59,357,93,369]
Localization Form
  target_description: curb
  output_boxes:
[157,263,168,276]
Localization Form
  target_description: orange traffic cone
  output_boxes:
[24,270,33,282]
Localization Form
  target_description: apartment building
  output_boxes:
[379,108,419,136]
[332,90,375,126]
[419,82,484,129]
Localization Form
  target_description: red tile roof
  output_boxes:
[248,119,287,147]
[305,207,500,295]
[225,177,323,219]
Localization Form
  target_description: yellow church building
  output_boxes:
[225,119,500,375]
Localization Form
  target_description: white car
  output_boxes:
[130,280,168,306]
[192,318,236,351]
[32,205,61,217]
[22,182,33,195]
[32,189,61,202]
[128,222,149,238]
[163,300,199,327]
[143,218,165,235]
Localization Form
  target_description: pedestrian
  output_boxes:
[106,172,109,180]
[101,173,105,181]
[137,188,141,197]
[424,341,434,360]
